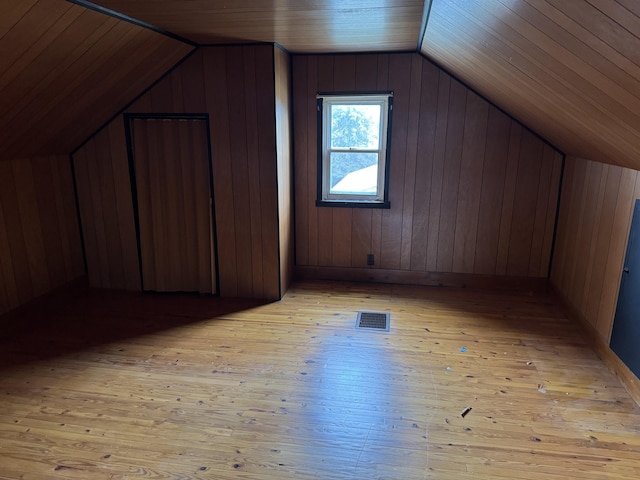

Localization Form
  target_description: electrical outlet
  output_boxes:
[367,254,375,266]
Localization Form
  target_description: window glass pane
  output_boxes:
[329,152,379,194]
[330,104,381,149]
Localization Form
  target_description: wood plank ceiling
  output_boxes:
[421,0,640,171]
[2,0,640,174]
[91,0,426,52]
[0,0,193,161]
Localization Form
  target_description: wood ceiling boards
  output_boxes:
[92,0,426,52]
[421,0,640,171]
[0,0,193,161]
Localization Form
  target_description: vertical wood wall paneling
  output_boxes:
[506,130,544,276]
[107,118,141,291]
[95,126,126,288]
[436,79,466,272]
[551,156,640,343]
[495,123,522,275]
[331,55,355,268]
[31,157,67,289]
[242,47,265,298]
[426,70,451,272]
[72,123,140,290]
[12,160,50,297]
[409,60,439,272]
[191,120,217,294]
[316,56,334,267]
[582,165,621,326]
[180,50,206,112]
[0,156,83,316]
[226,48,255,297]
[528,145,555,277]
[293,56,310,267]
[0,199,16,313]
[74,45,282,300]
[351,55,379,269]
[0,161,31,305]
[73,147,101,288]
[275,46,294,295]
[473,106,510,275]
[255,46,280,300]
[400,55,423,271]
[307,56,320,267]
[540,150,563,277]
[381,54,412,270]
[130,118,214,294]
[597,170,638,338]
[293,53,563,279]
[51,156,85,281]
[452,91,488,274]
[176,121,198,291]
[202,48,238,297]
[371,54,390,268]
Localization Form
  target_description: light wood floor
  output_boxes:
[0,280,639,479]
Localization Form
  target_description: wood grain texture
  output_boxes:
[551,156,640,343]
[293,53,562,280]
[0,0,193,161]
[92,0,424,52]
[73,125,141,291]
[0,280,638,478]
[74,46,284,300]
[421,0,640,173]
[0,156,83,316]
[275,47,294,296]
[130,118,215,294]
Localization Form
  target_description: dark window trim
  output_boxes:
[316,92,393,209]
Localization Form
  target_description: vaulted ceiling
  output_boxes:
[0,0,192,161]
[2,0,640,172]
[422,0,640,171]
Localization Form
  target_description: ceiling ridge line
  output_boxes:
[418,0,434,52]
[66,0,198,47]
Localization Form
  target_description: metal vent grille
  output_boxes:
[355,311,390,331]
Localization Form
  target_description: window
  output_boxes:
[316,93,393,208]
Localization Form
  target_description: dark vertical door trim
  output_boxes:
[547,153,566,278]
[68,154,89,277]
[123,115,144,291]
[125,113,216,293]
[203,116,221,296]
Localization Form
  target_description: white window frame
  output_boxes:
[316,93,393,208]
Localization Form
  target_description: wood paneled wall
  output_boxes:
[73,118,140,291]
[421,0,640,173]
[274,47,294,295]
[293,53,563,280]
[74,45,288,300]
[0,156,84,315]
[551,156,640,342]
[130,118,215,294]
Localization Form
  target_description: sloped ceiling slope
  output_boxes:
[0,0,193,161]
[3,0,639,173]
[421,0,640,171]
[92,0,426,52]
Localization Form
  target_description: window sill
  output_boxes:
[315,200,391,209]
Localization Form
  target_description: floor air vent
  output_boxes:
[355,311,390,331]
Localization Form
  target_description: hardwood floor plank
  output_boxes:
[0,281,638,479]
